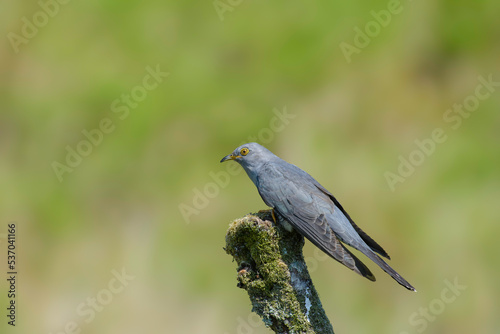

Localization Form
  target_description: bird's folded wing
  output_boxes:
[257,163,376,281]
[313,182,391,259]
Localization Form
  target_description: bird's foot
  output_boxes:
[271,209,294,232]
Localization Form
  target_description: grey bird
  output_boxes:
[221,142,416,291]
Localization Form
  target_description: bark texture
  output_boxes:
[225,210,334,334]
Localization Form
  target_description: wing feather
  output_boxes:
[257,163,376,281]
[314,183,391,259]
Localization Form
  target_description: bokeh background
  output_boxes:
[1,0,499,333]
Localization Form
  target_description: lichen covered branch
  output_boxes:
[225,210,334,334]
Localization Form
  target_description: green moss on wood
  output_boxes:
[225,210,334,334]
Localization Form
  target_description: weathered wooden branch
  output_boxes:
[225,210,334,334]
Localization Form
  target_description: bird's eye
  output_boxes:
[240,148,249,156]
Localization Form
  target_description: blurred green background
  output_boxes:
[1,0,499,333]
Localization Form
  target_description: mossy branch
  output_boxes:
[225,210,334,334]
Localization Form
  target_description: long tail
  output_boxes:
[364,248,416,292]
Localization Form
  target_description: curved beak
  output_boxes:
[220,154,240,163]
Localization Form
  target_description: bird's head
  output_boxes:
[220,142,274,170]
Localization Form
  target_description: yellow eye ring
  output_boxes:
[240,148,249,156]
